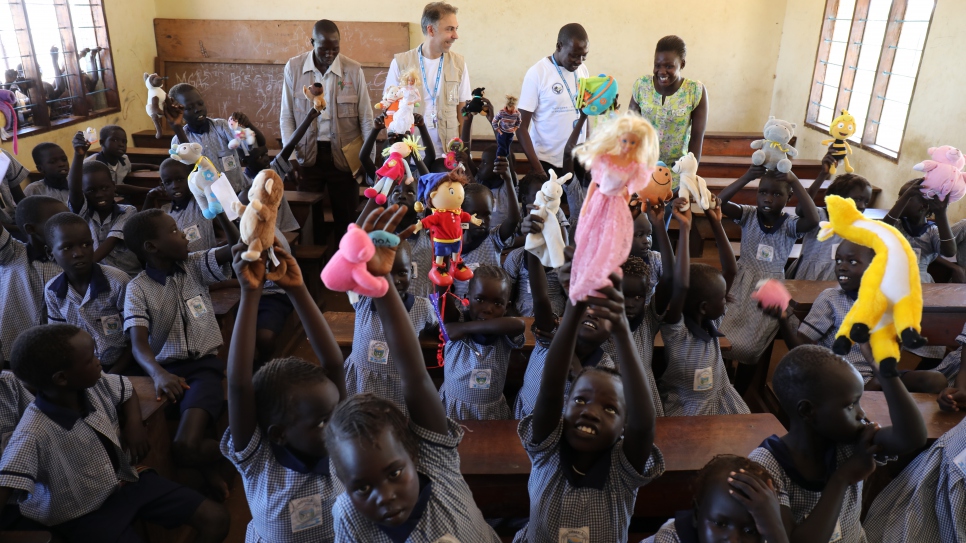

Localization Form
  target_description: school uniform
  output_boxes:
[491,184,571,249]
[0,371,33,453]
[171,118,247,192]
[22,179,69,204]
[791,207,840,281]
[255,232,295,338]
[798,287,875,383]
[70,200,141,277]
[635,250,664,306]
[518,57,590,170]
[659,315,749,416]
[241,159,301,234]
[0,148,29,226]
[863,417,966,542]
[513,340,615,420]
[502,247,566,318]
[84,152,132,185]
[0,374,205,540]
[123,249,230,420]
[221,429,343,542]
[642,512,707,543]
[331,418,501,543]
[344,294,438,416]
[603,306,665,417]
[720,205,802,365]
[454,226,507,299]
[161,198,217,253]
[407,230,436,299]
[564,178,586,243]
[512,415,666,543]
[0,228,62,364]
[439,323,525,421]
[898,219,948,360]
[45,264,129,368]
[934,323,966,386]
[749,436,892,543]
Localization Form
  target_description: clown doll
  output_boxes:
[413,171,483,287]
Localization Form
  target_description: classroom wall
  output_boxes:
[770,0,966,219]
[12,0,158,169]
[151,0,789,134]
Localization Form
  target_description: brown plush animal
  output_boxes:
[231,169,287,280]
[303,83,327,112]
[637,162,674,205]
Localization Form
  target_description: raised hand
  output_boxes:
[727,470,786,541]
[835,423,881,485]
[938,387,966,412]
[232,241,266,292]
[358,204,415,276]
[267,242,304,291]
[71,130,91,156]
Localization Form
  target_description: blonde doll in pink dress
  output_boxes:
[570,113,660,303]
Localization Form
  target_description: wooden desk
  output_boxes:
[698,157,824,180]
[458,414,784,518]
[96,146,278,166]
[285,191,326,245]
[862,391,966,442]
[703,178,882,208]
[469,131,769,158]
[211,287,241,361]
[130,376,175,479]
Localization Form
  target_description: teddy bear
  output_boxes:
[375,85,403,127]
[170,142,223,219]
[672,152,714,211]
[751,116,798,173]
[914,145,966,204]
[525,170,572,268]
[302,82,327,112]
[320,223,390,297]
[751,279,792,313]
[144,73,166,139]
[231,169,288,280]
[637,161,674,206]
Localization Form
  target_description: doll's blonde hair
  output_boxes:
[505,94,518,109]
[573,112,659,169]
[400,67,420,87]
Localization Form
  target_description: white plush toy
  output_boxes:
[170,142,223,219]
[227,117,256,152]
[673,152,715,211]
[525,170,572,268]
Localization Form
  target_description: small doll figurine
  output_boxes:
[227,116,256,153]
[143,72,166,139]
[820,109,856,175]
[491,95,521,159]
[83,127,98,144]
[413,171,483,287]
[569,112,659,303]
[444,137,467,170]
[386,67,421,135]
[366,134,423,205]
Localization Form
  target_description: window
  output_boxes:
[0,0,118,136]
[806,0,936,158]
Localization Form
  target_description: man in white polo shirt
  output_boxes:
[517,23,590,177]
[385,2,471,159]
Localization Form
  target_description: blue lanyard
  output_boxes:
[550,54,579,116]
[418,45,444,104]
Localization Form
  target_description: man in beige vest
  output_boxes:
[385,2,471,160]
[281,19,373,244]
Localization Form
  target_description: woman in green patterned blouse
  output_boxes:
[630,35,709,191]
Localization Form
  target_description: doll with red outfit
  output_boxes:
[413,171,483,286]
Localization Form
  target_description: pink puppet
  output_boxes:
[569,113,660,303]
[915,145,966,204]
[751,279,792,313]
[320,223,389,297]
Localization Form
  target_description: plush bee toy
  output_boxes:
[821,109,856,175]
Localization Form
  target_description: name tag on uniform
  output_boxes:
[469,369,491,389]
[184,224,202,242]
[433,536,460,543]
[368,340,389,365]
[186,295,208,318]
[953,447,966,475]
[100,314,122,336]
[829,519,843,542]
[219,152,238,172]
[289,494,324,533]
[411,262,418,277]
[831,242,840,260]
[693,367,713,391]
[559,527,589,543]
[756,243,774,262]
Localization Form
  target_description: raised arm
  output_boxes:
[279,108,321,163]
[497,157,521,242]
[446,317,526,342]
[719,165,765,220]
[928,195,956,258]
[706,195,736,289]
[785,171,820,234]
[868,360,927,455]
[360,114,386,182]
[686,86,709,162]
[527,234,556,334]
[67,131,90,213]
[230,112,266,150]
[531,300,585,442]
[517,110,545,177]
[561,113,588,178]
[663,200,692,324]
[213,212,240,265]
[648,200,675,315]
[413,114,436,166]
[226,244,265,449]
[800,152,836,217]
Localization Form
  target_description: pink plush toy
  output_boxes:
[914,145,966,204]
[320,224,389,297]
[751,279,792,313]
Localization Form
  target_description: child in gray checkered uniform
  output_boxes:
[935,321,966,411]
[513,272,665,543]
[325,205,501,542]
[452,182,519,299]
[749,345,927,543]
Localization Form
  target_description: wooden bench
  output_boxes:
[458,414,784,519]
[104,146,278,166]
[284,191,326,245]
[468,131,773,158]
[132,129,176,148]
[292,244,329,302]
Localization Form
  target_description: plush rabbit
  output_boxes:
[525,170,572,268]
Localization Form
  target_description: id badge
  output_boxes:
[411,262,418,277]
[289,494,324,533]
[368,340,389,365]
[184,225,202,242]
[829,519,843,542]
[100,314,122,336]
[186,295,208,318]
[433,536,460,543]
[953,447,966,475]
[756,243,775,262]
[558,527,589,543]
[220,153,239,172]
[469,369,491,389]
[693,367,713,391]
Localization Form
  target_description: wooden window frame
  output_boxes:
[2,0,120,138]
[805,0,936,162]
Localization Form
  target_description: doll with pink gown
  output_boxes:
[570,113,660,303]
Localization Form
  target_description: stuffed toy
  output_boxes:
[321,223,390,297]
[0,88,19,153]
[366,134,423,205]
[820,109,856,175]
[385,68,420,135]
[751,279,792,313]
[491,95,521,159]
[525,170,571,268]
[170,142,223,219]
[570,112,658,303]
[302,82,327,112]
[444,137,467,171]
[375,85,403,128]
[413,171,482,287]
[638,161,674,206]
[576,75,619,116]
[751,116,798,173]
[673,152,714,211]
[463,87,486,117]
[914,145,966,204]
[83,127,98,145]
[144,72,166,140]
[231,169,287,280]
[817,195,926,376]
[227,117,256,153]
